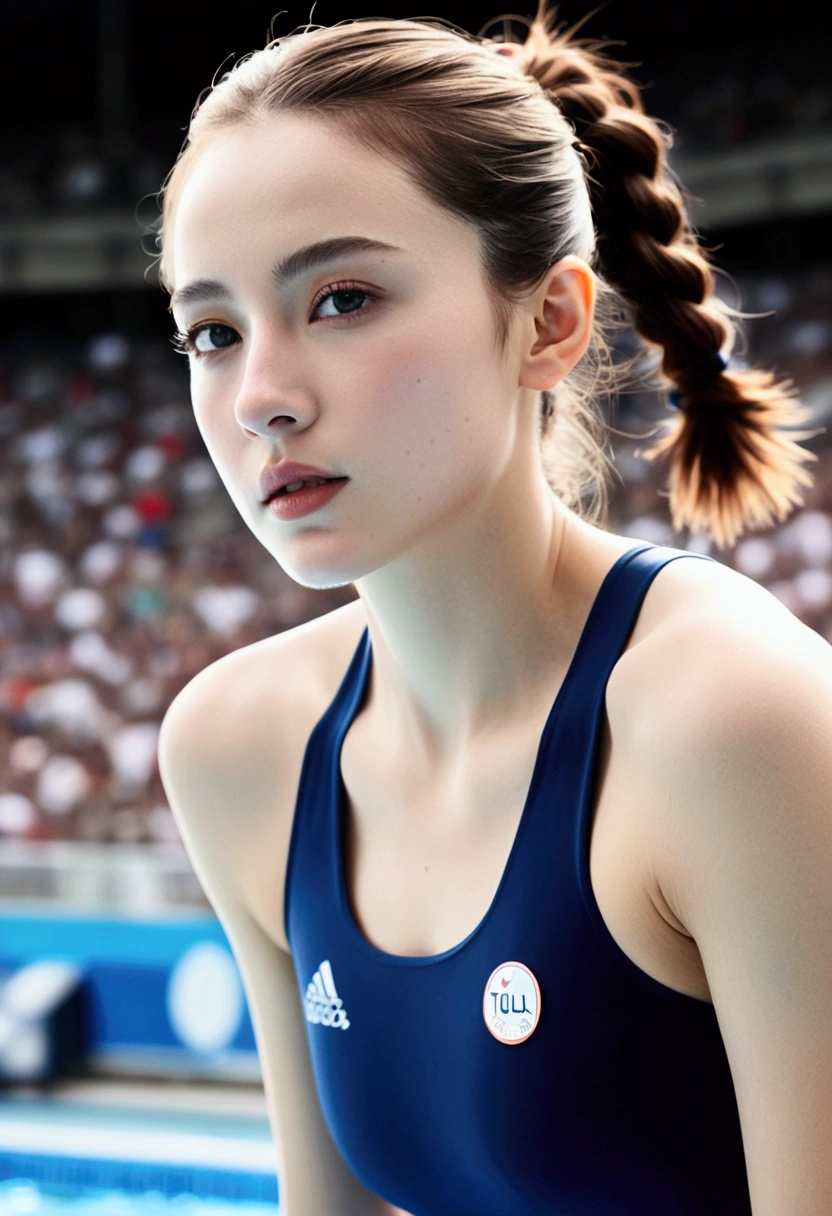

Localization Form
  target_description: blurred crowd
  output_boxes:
[665,56,832,153]
[0,332,353,849]
[0,264,830,848]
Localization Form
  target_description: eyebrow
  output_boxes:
[170,236,401,310]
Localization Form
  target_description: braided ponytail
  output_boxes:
[511,2,820,549]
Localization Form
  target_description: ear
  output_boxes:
[517,257,596,392]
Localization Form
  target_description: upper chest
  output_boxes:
[249,548,772,998]
[337,562,729,999]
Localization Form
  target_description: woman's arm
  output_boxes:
[644,617,832,1215]
[158,657,395,1216]
[209,900,398,1216]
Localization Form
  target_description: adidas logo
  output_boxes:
[304,960,350,1030]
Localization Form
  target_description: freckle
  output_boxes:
[424,865,429,872]
[445,428,449,434]
[417,496,421,502]
[430,438,435,445]
[463,415,470,423]
[405,449,411,456]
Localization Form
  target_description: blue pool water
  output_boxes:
[0,1180,278,1214]
[0,1089,279,1215]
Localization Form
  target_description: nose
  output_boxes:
[233,324,319,439]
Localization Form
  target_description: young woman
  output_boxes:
[156,5,832,1213]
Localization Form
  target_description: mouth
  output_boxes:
[265,475,350,521]
[269,476,348,500]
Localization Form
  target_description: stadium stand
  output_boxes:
[0,330,354,856]
[0,264,830,858]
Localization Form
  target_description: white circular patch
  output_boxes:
[483,961,541,1045]
[167,941,244,1055]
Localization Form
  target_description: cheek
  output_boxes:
[190,375,220,443]
[191,374,241,457]
[188,380,250,503]
[343,329,500,491]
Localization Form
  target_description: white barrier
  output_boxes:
[0,841,209,914]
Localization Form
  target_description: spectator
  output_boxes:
[0,279,828,842]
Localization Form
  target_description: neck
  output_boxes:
[353,460,601,760]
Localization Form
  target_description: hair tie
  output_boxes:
[668,350,729,410]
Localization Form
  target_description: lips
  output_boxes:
[258,460,346,504]
[266,477,348,522]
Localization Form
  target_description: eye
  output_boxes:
[310,281,375,321]
[172,323,240,359]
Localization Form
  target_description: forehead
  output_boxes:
[171,112,478,285]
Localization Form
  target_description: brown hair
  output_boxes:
[154,2,819,549]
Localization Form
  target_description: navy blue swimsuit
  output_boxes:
[285,543,752,1215]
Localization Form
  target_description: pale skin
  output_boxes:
[158,112,832,1214]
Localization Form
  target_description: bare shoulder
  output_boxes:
[610,549,832,737]
[611,548,832,917]
[161,593,367,740]
[158,596,367,950]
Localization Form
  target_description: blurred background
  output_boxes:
[0,0,830,1210]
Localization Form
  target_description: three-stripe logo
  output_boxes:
[304,960,350,1029]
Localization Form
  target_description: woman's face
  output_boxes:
[170,113,532,589]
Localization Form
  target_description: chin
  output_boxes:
[269,531,387,591]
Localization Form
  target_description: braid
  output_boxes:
[513,2,820,549]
